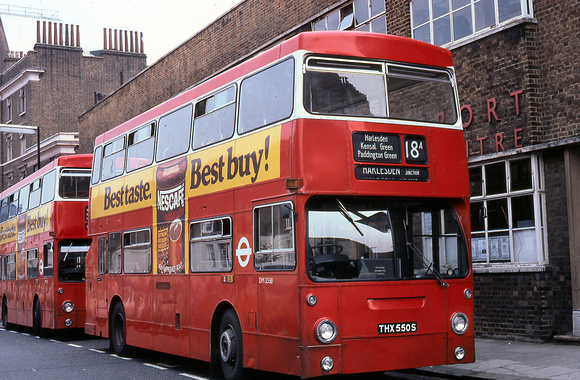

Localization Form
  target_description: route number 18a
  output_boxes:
[404,136,427,164]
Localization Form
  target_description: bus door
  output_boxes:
[95,236,109,332]
[253,202,301,374]
[41,241,55,328]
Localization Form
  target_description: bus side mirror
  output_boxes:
[281,204,292,219]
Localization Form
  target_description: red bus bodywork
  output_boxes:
[86,32,473,378]
[0,155,92,332]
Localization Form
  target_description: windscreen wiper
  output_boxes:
[336,198,363,236]
[406,241,449,287]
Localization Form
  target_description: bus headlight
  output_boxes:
[451,312,469,335]
[316,319,337,344]
[306,294,317,306]
[62,301,75,313]
[464,288,473,299]
[454,346,466,361]
[320,356,334,372]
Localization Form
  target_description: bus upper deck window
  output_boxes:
[304,58,386,117]
[18,185,30,214]
[127,123,155,172]
[41,169,56,204]
[0,198,9,222]
[238,58,294,134]
[91,146,103,185]
[102,137,126,181]
[59,169,91,199]
[28,179,42,209]
[386,65,457,124]
[193,86,235,149]
[156,104,192,162]
[8,192,18,218]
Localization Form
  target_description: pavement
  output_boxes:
[418,338,580,379]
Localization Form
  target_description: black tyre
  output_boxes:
[1,299,7,328]
[110,302,129,356]
[218,309,244,380]
[33,298,42,336]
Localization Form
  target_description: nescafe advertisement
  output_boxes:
[156,157,187,274]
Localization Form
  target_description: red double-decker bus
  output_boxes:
[0,154,92,334]
[85,32,473,379]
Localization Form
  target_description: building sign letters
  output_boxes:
[462,88,525,156]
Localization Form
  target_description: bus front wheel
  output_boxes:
[110,302,128,356]
[218,309,244,380]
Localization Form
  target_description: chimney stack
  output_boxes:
[103,28,144,54]
[37,21,81,48]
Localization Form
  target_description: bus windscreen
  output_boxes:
[58,240,91,282]
[307,197,468,281]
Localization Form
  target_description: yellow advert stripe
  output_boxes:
[26,204,52,235]
[0,204,52,245]
[90,166,156,219]
[91,125,281,219]
[0,218,17,245]
[186,125,281,197]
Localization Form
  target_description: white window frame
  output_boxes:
[19,134,26,157]
[410,0,534,47]
[469,154,548,270]
[5,134,12,161]
[19,88,26,115]
[313,0,387,34]
[6,98,12,123]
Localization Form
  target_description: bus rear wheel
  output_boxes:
[1,299,7,328]
[110,302,128,356]
[218,309,244,380]
[33,299,42,336]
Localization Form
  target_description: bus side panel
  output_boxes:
[17,281,32,327]
[53,282,85,328]
[53,202,88,237]
[42,277,55,329]
[256,273,300,375]
[152,275,190,357]
[340,283,448,338]
[342,334,447,373]
[231,208,259,369]
[447,279,475,363]
[124,275,154,350]
[292,120,352,193]
[188,275,236,362]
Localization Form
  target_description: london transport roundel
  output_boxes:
[236,237,252,268]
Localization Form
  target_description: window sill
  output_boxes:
[444,17,537,51]
[473,263,551,274]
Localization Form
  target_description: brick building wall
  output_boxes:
[543,150,574,336]
[534,0,580,140]
[452,23,541,156]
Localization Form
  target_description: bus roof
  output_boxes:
[94,32,454,147]
[0,154,92,197]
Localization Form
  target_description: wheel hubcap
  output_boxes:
[220,327,236,362]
